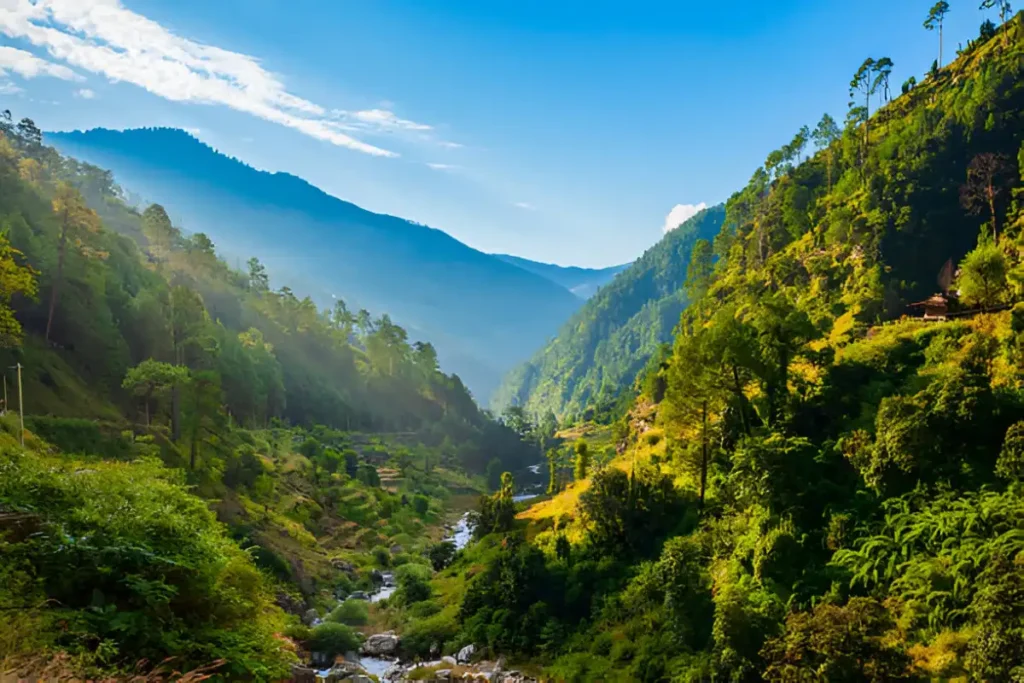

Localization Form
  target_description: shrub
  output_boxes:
[372,546,392,567]
[327,600,369,626]
[308,623,361,659]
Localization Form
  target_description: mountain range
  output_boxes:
[492,254,629,299]
[47,128,597,400]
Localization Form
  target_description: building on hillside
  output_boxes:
[909,293,950,321]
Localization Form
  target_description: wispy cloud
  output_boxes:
[74,87,95,99]
[514,202,536,210]
[0,81,23,95]
[0,0,406,157]
[0,45,81,81]
[662,202,707,233]
[426,162,459,171]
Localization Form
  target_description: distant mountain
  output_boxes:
[47,127,583,400]
[492,205,725,419]
[493,254,630,299]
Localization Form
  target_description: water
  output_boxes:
[513,492,539,503]
[357,655,395,678]
[448,512,475,550]
[369,571,396,603]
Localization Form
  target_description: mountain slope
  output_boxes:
[45,128,582,400]
[493,205,725,419]
[492,254,629,299]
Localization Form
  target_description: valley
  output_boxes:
[1,6,1024,683]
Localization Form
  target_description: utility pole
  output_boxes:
[15,363,23,447]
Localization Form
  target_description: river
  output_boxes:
[355,492,539,678]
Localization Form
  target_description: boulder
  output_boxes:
[495,656,507,672]
[389,544,404,554]
[434,670,452,682]
[290,664,317,683]
[441,655,458,667]
[302,608,320,626]
[369,569,385,583]
[348,591,370,600]
[330,558,356,574]
[362,631,400,656]
[457,643,476,664]
[274,591,305,616]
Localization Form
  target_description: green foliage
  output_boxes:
[326,599,369,626]
[997,421,1024,481]
[955,241,1009,307]
[307,622,361,660]
[0,448,292,678]
[572,439,589,480]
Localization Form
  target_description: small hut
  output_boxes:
[910,293,950,321]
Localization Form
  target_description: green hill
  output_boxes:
[492,205,724,420]
[416,13,1024,683]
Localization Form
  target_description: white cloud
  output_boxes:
[426,162,458,171]
[662,202,707,233]
[0,45,81,81]
[74,87,95,98]
[349,108,431,131]
[514,202,536,210]
[0,0,399,157]
[0,81,23,94]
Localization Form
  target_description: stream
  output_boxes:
[351,493,539,679]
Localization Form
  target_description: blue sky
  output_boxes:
[0,0,1001,267]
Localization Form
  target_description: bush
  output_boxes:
[413,494,430,516]
[308,622,361,659]
[372,545,392,567]
[327,600,369,626]
[0,450,291,679]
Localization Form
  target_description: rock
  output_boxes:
[382,662,406,681]
[389,543,404,554]
[274,591,305,616]
[441,655,457,667]
[302,607,320,626]
[348,590,370,600]
[310,651,331,667]
[362,631,401,656]
[330,558,356,574]
[290,664,317,683]
[370,569,385,583]
[434,670,452,682]
[495,656,507,672]
[457,643,476,664]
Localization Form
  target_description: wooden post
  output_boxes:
[16,363,24,447]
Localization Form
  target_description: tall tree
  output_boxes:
[850,59,878,168]
[141,204,177,265]
[684,238,715,301]
[873,57,895,102]
[961,153,1012,242]
[573,440,590,481]
[247,257,269,293]
[924,2,951,67]
[812,114,841,193]
[980,0,1014,47]
[122,360,189,426]
[46,182,101,341]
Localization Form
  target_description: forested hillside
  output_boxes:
[45,127,583,400]
[406,12,1024,682]
[0,112,544,680]
[493,205,724,421]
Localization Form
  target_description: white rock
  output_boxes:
[441,655,458,667]
[362,631,401,656]
[457,643,476,664]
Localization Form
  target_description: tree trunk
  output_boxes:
[988,180,999,242]
[45,219,69,341]
[731,365,750,435]
[189,438,197,471]
[699,399,709,510]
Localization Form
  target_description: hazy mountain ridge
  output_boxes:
[47,127,583,399]
[492,253,630,299]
